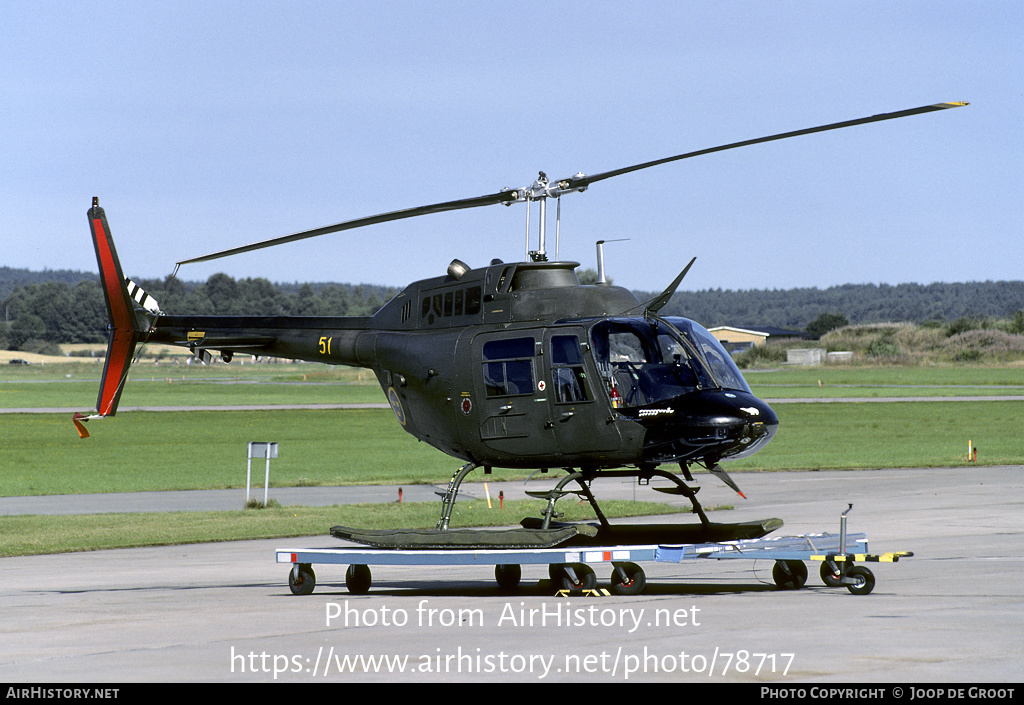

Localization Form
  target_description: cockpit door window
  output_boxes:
[550,335,589,403]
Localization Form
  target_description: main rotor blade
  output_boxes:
[177,189,517,266]
[179,101,966,266]
[559,102,968,190]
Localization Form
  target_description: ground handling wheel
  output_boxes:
[554,563,597,591]
[610,562,646,596]
[772,560,808,590]
[345,564,372,595]
[495,564,522,591]
[288,564,316,596]
[820,559,844,587]
[844,565,875,595]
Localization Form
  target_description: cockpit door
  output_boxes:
[542,329,623,457]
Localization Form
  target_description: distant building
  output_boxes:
[707,325,807,354]
[786,348,826,366]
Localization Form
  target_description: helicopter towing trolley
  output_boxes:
[654,504,914,597]
[276,504,912,596]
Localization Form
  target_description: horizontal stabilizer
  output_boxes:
[126,278,160,314]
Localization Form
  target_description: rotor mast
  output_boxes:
[516,171,588,262]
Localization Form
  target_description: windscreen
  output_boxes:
[589,317,750,408]
[663,317,751,394]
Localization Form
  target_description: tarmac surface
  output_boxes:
[1,466,1022,684]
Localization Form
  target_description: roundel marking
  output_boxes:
[461,398,473,415]
[388,387,406,426]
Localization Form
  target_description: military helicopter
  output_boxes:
[79,101,966,551]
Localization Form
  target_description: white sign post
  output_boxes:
[247,442,278,506]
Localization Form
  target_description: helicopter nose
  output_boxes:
[633,390,778,464]
[726,393,778,459]
[688,391,778,459]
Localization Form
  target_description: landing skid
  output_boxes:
[329,524,597,550]
[332,463,782,551]
[520,517,784,547]
[433,462,734,534]
[330,517,781,551]
[527,465,726,531]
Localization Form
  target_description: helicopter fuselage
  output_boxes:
[149,258,778,474]
[81,100,965,541]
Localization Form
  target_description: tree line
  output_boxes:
[1,266,1021,352]
[0,270,398,352]
[657,280,1024,331]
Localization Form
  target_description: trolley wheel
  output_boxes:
[820,560,844,587]
[845,566,875,596]
[556,563,597,591]
[772,560,808,590]
[345,564,372,595]
[289,564,316,596]
[610,562,646,596]
[495,564,522,591]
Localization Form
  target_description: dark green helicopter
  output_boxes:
[79,102,965,551]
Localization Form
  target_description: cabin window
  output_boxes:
[482,337,535,397]
[421,286,482,324]
[465,286,481,315]
[550,335,589,403]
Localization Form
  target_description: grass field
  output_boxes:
[0,361,383,408]
[744,365,1024,398]
[2,361,1022,497]
[4,359,1023,407]
[0,499,686,557]
[2,401,1021,498]
[1,360,1020,555]
[2,408,459,495]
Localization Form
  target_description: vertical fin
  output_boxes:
[87,198,143,417]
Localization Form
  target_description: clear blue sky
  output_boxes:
[3,2,1019,294]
